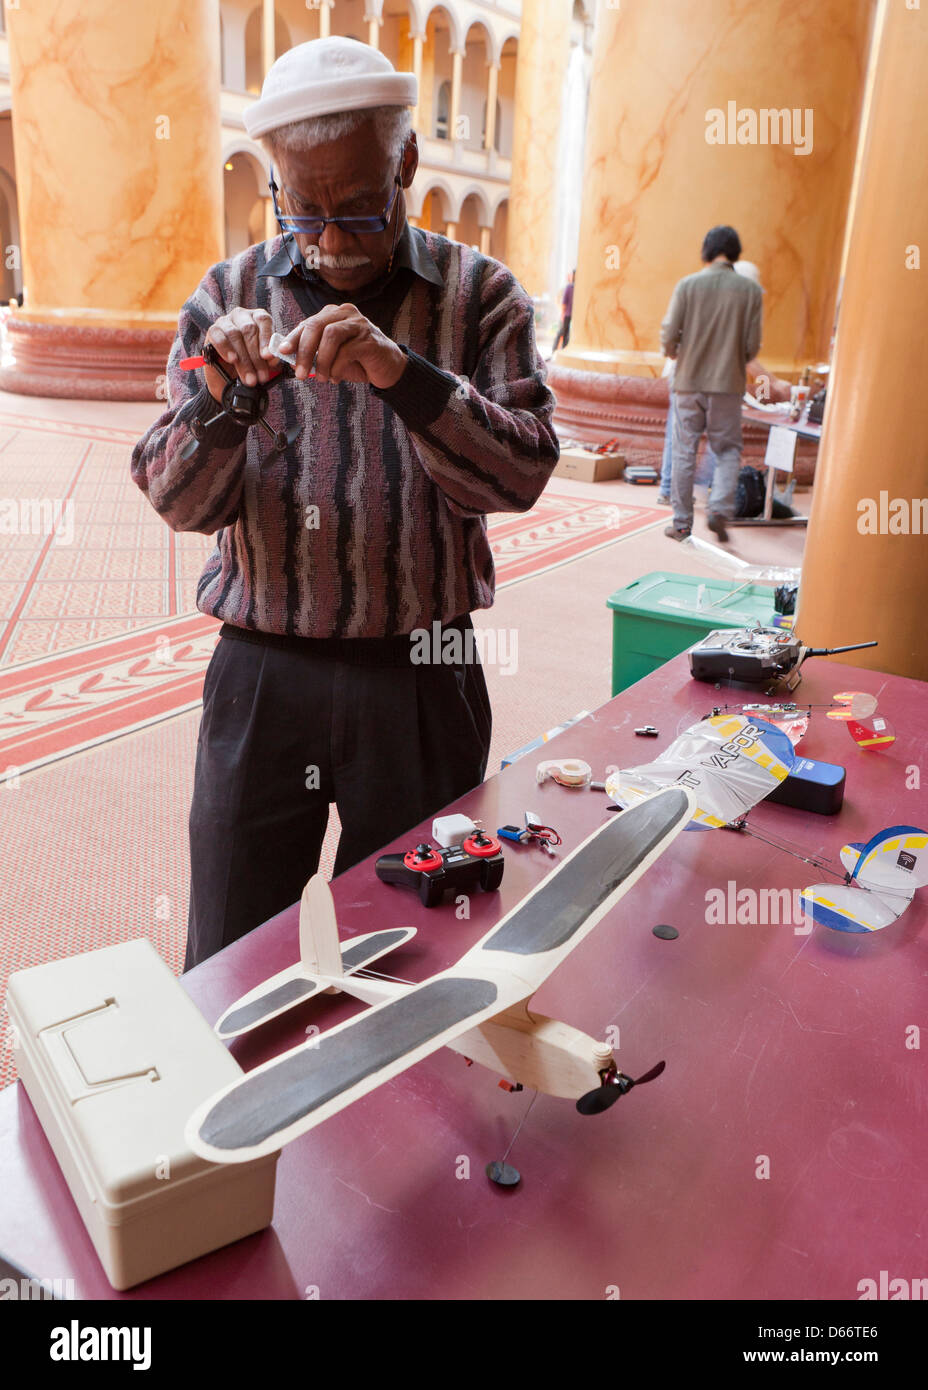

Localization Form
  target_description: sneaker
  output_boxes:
[664,524,691,542]
[656,493,672,506]
[707,513,729,543]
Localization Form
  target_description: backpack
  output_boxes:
[734,465,794,519]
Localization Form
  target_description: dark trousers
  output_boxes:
[552,315,571,351]
[184,620,492,970]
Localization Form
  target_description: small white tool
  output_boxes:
[268,332,297,367]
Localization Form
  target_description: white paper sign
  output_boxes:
[764,425,798,474]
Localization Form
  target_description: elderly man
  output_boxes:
[131,38,559,969]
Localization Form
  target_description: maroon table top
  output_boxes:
[2,654,925,1300]
[743,404,822,442]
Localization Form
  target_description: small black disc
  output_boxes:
[653,924,679,940]
[486,1161,521,1187]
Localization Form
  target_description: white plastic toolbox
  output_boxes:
[6,938,279,1290]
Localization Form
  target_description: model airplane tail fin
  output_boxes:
[299,873,343,977]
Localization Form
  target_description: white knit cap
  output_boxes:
[243,37,417,139]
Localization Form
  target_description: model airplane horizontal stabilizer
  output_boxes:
[801,825,927,932]
[215,927,417,1039]
[186,786,694,1163]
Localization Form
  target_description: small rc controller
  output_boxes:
[375,832,504,908]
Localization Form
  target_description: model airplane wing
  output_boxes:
[187,786,693,1163]
[605,714,794,829]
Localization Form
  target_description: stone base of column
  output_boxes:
[0,319,176,402]
[547,363,818,483]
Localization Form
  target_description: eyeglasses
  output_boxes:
[269,158,403,236]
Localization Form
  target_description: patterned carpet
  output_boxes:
[0,409,668,1086]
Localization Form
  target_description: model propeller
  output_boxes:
[575,1059,666,1115]
[178,342,303,459]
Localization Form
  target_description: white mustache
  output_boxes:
[309,253,372,270]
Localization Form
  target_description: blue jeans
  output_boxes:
[671,392,743,530]
[660,395,716,495]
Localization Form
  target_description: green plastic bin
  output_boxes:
[607,571,779,695]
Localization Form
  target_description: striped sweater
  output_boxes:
[130,226,560,639]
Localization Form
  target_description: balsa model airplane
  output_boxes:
[187,786,694,1166]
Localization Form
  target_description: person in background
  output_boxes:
[552,269,575,351]
[656,259,789,506]
[659,226,762,542]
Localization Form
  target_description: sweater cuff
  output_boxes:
[370,345,457,428]
[178,383,252,451]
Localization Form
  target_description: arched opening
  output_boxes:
[421,6,456,141]
[244,7,293,94]
[326,0,368,45]
[223,151,268,258]
[497,36,518,160]
[461,21,492,153]
[491,197,508,264]
[435,79,451,140]
[417,184,452,234]
[457,192,488,249]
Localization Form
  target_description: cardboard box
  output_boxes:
[7,939,279,1289]
[553,447,626,483]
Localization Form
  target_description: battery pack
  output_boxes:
[766,756,846,816]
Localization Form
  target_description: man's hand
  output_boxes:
[203,308,281,403]
[276,304,408,389]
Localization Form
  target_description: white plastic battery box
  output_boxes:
[6,938,279,1291]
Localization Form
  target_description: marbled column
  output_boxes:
[560,0,875,380]
[507,0,573,300]
[261,0,276,245]
[798,0,928,680]
[1,0,223,400]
